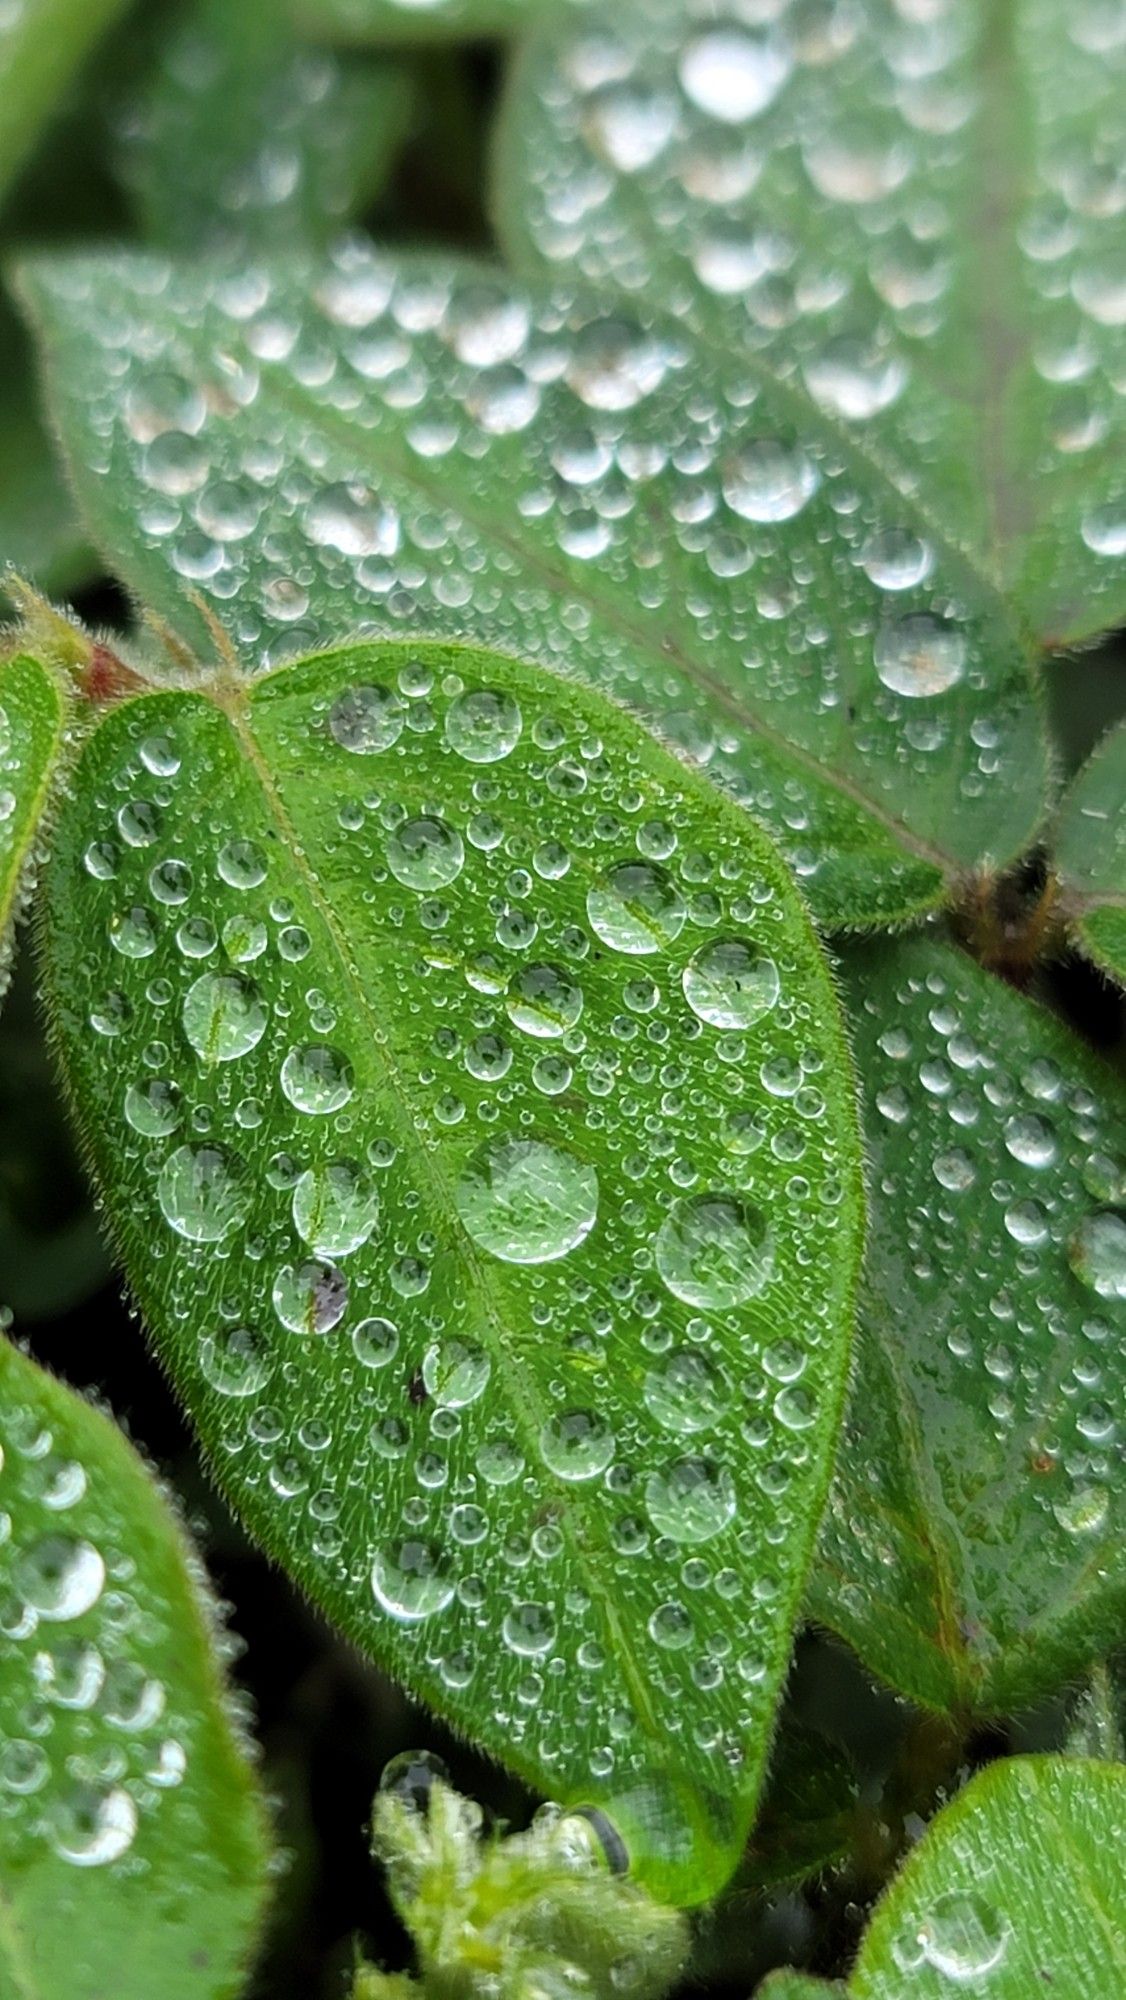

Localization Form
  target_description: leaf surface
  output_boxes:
[0,0,130,205]
[19,246,1047,931]
[41,635,863,1905]
[1054,721,1126,983]
[0,651,69,993]
[0,1336,271,1999]
[808,934,1126,1714]
[846,1757,1126,1997]
[290,0,534,43]
[498,0,1126,650]
[117,0,413,256]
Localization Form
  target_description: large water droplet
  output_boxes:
[158,1144,250,1243]
[292,1159,379,1255]
[273,1258,349,1334]
[679,30,791,123]
[1069,1212,1126,1299]
[874,615,967,697]
[803,336,907,420]
[587,862,686,954]
[645,1456,736,1544]
[506,962,584,1038]
[655,1193,774,1309]
[371,1540,454,1622]
[15,1536,105,1620]
[306,481,399,557]
[540,1409,616,1481]
[445,688,523,764]
[917,1891,1011,1979]
[456,1137,598,1264]
[387,816,465,891]
[503,1601,557,1656]
[682,939,780,1029]
[50,1783,137,1867]
[199,1326,273,1397]
[182,972,267,1062]
[643,1350,728,1434]
[329,683,405,755]
[722,439,819,522]
[421,1338,491,1408]
[281,1044,355,1114]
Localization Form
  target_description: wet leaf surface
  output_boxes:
[0,651,70,992]
[0,1336,271,1999]
[809,933,1126,1714]
[20,247,1046,931]
[39,635,863,1905]
[499,0,1126,650]
[1055,720,1126,983]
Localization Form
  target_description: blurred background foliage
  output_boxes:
[0,1,1123,1993]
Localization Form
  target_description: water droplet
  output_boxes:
[329,683,405,754]
[503,1601,557,1655]
[353,1316,399,1367]
[1069,1212,1126,1299]
[158,1144,250,1243]
[506,962,584,1038]
[182,971,267,1062]
[292,1159,379,1255]
[15,1536,105,1620]
[457,1137,598,1264]
[371,1540,454,1622]
[643,1350,728,1434]
[645,1456,736,1544]
[917,1891,1011,1979]
[723,439,819,522]
[217,838,267,889]
[683,939,780,1029]
[281,1044,354,1114]
[804,336,907,420]
[655,1193,774,1309]
[679,30,791,123]
[199,1326,273,1397]
[861,528,933,591]
[387,815,464,891]
[421,1339,491,1408]
[445,688,523,763]
[124,1077,183,1138]
[1081,503,1126,558]
[874,615,967,697]
[50,1783,137,1867]
[307,481,399,557]
[587,862,686,954]
[109,905,158,959]
[273,1259,349,1334]
[540,1409,615,1481]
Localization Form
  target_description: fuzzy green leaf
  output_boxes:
[0,0,131,206]
[0,1336,271,1998]
[1054,721,1126,983]
[116,0,413,256]
[808,934,1125,1715]
[19,247,1047,932]
[844,1757,1125,1997]
[498,0,1126,651]
[39,634,863,1905]
[757,1976,837,2000]
[0,651,69,994]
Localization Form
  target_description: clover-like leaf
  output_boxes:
[19,246,1046,932]
[776,1758,1126,1998]
[0,0,131,203]
[38,634,863,1905]
[1054,720,1126,983]
[0,1335,271,1998]
[115,0,414,257]
[0,648,70,992]
[808,933,1125,1715]
[498,0,1126,651]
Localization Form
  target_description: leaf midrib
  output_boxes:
[219,678,669,1761]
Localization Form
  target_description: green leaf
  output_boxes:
[842,1756,1126,1996]
[756,1976,837,2000]
[39,634,864,1905]
[742,1720,859,1893]
[290,0,533,44]
[808,933,1125,1715]
[18,248,1047,932]
[0,650,69,993]
[0,0,132,208]
[1066,1662,1125,1764]
[498,0,1126,652]
[0,1335,271,1997]
[115,0,414,256]
[1054,721,1126,982]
